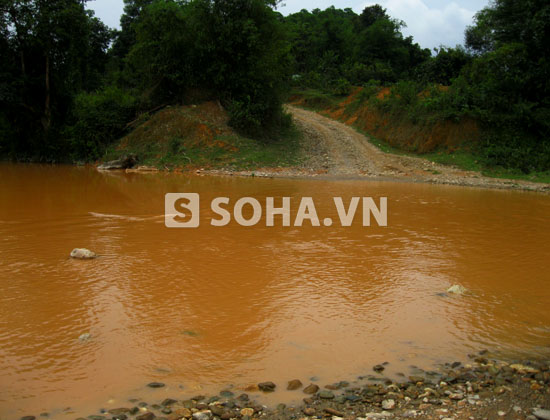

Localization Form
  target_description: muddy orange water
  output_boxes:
[1,164,550,418]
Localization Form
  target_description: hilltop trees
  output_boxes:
[284,5,430,88]
[0,0,111,157]
[460,0,550,171]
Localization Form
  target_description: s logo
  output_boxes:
[165,193,200,228]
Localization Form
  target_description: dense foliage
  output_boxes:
[1,0,548,172]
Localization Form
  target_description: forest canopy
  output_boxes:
[0,0,548,172]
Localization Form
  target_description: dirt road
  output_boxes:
[207,105,548,193]
[287,105,549,192]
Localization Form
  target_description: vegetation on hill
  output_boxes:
[1,0,548,175]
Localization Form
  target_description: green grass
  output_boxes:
[290,88,340,110]
[292,90,550,185]
[103,125,302,171]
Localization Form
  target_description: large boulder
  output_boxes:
[97,154,137,170]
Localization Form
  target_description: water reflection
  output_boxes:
[0,163,549,417]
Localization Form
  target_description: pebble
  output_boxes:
[373,365,385,373]
[240,408,254,417]
[136,413,155,420]
[109,408,131,415]
[324,408,344,417]
[449,392,464,400]
[498,411,506,417]
[219,390,234,398]
[258,382,276,392]
[382,399,396,410]
[175,408,192,417]
[147,382,165,388]
[363,412,393,419]
[303,384,319,394]
[20,417,36,420]
[287,379,303,390]
[534,409,550,420]
[319,390,335,399]
[302,407,316,416]
[192,410,212,420]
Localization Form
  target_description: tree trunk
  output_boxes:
[42,54,51,132]
[20,51,26,76]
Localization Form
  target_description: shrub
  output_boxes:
[65,86,136,160]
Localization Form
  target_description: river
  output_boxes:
[0,164,549,418]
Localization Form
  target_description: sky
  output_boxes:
[86,0,490,51]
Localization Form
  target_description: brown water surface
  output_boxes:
[1,164,549,417]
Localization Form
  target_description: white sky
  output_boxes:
[86,0,490,51]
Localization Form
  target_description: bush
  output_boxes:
[331,78,352,96]
[481,131,550,173]
[64,86,136,160]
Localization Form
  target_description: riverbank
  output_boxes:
[21,352,550,420]
[98,100,550,193]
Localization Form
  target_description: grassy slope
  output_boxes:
[103,101,302,170]
[290,88,550,184]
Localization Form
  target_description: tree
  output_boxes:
[0,0,111,157]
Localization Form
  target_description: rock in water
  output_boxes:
[258,381,276,392]
[78,333,92,342]
[447,284,467,295]
[97,155,137,170]
[70,248,97,260]
[287,379,303,390]
[533,409,550,420]
[303,384,320,394]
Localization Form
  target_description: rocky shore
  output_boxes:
[19,352,550,420]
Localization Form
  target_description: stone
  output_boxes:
[136,413,155,420]
[209,406,226,417]
[449,392,464,400]
[498,411,506,417]
[147,382,165,388]
[511,364,540,374]
[287,379,303,390]
[324,408,344,417]
[162,399,177,407]
[303,384,319,394]
[70,248,97,260]
[382,399,396,410]
[303,408,316,416]
[363,413,393,419]
[373,365,385,373]
[78,333,92,342]
[240,408,254,417]
[192,411,212,420]
[447,284,467,295]
[98,155,138,170]
[258,381,276,392]
[173,408,192,418]
[109,408,131,415]
[534,409,550,420]
[21,417,36,420]
[219,390,234,398]
[126,165,159,173]
[319,390,334,399]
